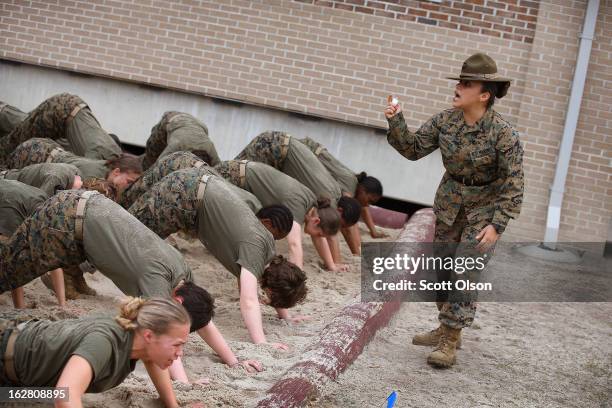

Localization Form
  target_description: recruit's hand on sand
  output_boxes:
[239,359,263,373]
[191,377,211,386]
[266,342,290,351]
[370,229,389,239]
[283,314,312,325]
[329,263,350,272]
[475,225,499,253]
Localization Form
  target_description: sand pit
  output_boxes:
[2,221,610,408]
[0,223,399,407]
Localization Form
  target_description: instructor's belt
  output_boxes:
[3,321,29,383]
[66,103,88,124]
[196,174,211,202]
[449,173,497,187]
[75,190,97,241]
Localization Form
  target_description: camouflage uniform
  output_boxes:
[215,159,317,224]
[214,160,243,187]
[298,137,358,195]
[387,108,524,329]
[127,168,205,238]
[0,93,121,164]
[235,131,291,169]
[6,138,63,169]
[0,190,87,292]
[8,138,110,191]
[0,102,27,139]
[141,111,220,170]
[128,166,262,235]
[120,151,212,208]
[236,131,342,203]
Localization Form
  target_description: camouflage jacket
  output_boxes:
[387,109,523,233]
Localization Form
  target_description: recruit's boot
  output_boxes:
[427,325,462,368]
[64,266,97,296]
[40,272,79,300]
[412,325,462,348]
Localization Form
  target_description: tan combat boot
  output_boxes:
[64,266,97,296]
[40,273,79,300]
[412,325,462,348]
[426,325,462,368]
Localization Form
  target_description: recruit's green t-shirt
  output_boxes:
[244,161,316,224]
[282,139,342,205]
[14,316,136,392]
[298,137,358,195]
[58,153,108,180]
[0,180,48,236]
[164,114,221,166]
[197,177,275,279]
[0,104,27,138]
[3,163,79,196]
[82,194,193,297]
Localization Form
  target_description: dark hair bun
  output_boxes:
[356,171,367,183]
[316,197,331,209]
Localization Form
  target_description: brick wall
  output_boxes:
[0,0,609,245]
[506,0,611,246]
[0,0,530,127]
[295,0,540,44]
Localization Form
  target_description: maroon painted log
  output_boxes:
[368,205,409,229]
[256,208,436,408]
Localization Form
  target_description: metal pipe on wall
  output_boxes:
[543,0,600,249]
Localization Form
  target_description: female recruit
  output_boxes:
[0,297,190,408]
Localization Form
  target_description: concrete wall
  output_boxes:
[0,60,445,205]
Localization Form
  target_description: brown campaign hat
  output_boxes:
[446,53,511,98]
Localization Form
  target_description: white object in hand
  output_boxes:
[391,97,398,106]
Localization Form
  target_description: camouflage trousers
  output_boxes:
[142,112,219,170]
[6,138,63,169]
[234,131,291,170]
[0,191,87,293]
[434,206,495,329]
[1,101,120,164]
[120,151,214,208]
[213,160,245,187]
[128,168,207,239]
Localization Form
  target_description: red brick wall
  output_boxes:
[295,0,540,43]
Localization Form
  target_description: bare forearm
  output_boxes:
[311,235,335,269]
[287,221,304,269]
[198,322,239,366]
[145,362,178,408]
[361,206,376,234]
[240,298,267,344]
[328,235,343,263]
